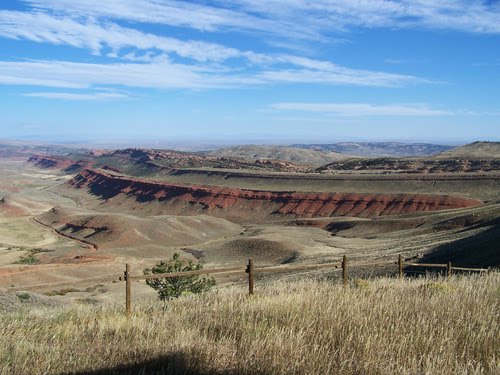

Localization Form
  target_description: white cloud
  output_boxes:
[0,9,425,89]
[257,67,423,87]
[22,92,128,101]
[229,0,500,34]
[0,74,86,89]
[271,102,453,116]
[4,1,481,95]
[22,0,500,37]
[0,10,241,62]
[22,0,320,40]
[0,58,424,91]
[0,60,206,89]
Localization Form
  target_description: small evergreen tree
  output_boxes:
[144,253,215,301]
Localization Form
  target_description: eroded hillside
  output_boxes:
[69,169,482,223]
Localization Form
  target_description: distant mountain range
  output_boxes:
[0,141,86,157]
[291,142,454,157]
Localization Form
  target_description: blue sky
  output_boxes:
[0,0,499,145]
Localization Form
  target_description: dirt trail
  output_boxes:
[0,273,118,293]
[31,217,98,252]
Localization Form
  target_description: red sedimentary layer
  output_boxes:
[27,155,76,169]
[70,169,482,220]
[28,155,93,172]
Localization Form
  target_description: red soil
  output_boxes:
[70,169,482,220]
[45,255,114,264]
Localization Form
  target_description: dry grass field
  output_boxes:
[1,273,498,375]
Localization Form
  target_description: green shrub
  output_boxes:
[144,253,215,301]
[16,292,31,301]
[15,254,38,265]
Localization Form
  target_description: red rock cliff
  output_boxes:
[28,155,93,172]
[28,155,76,169]
[70,169,482,221]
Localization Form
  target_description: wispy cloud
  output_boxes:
[0,8,430,92]
[21,0,322,40]
[22,92,128,101]
[22,0,500,37]
[0,60,206,89]
[0,10,241,62]
[271,102,453,116]
[230,0,500,35]
[0,57,424,91]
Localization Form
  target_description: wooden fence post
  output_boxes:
[342,255,348,287]
[247,258,254,295]
[398,254,403,279]
[447,262,452,278]
[125,264,131,317]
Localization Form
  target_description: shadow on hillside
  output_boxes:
[63,350,264,375]
[419,218,500,268]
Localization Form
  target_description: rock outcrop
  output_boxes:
[27,155,76,169]
[28,155,93,172]
[69,169,482,222]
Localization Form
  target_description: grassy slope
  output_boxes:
[1,274,499,375]
[209,145,350,166]
[435,142,500,159]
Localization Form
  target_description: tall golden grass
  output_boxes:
[1,274,499,374]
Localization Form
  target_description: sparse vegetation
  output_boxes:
[144,253,215,301]
[14,253,38,265]
[14,248,53,265]
[15,292,31,301]
[0,274,498,374]
[43,288,81,296]
[44,284,107,297]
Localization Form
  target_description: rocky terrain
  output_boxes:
[69,169,482,223]
[27,155,82,170]
[316,142,500,174]
[28,148,310,175]
[26,142,500,177]
[316,158,500,174]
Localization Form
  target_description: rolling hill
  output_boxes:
[316,142,500,174]
[209,145,350,166]
[434,141,500,159]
